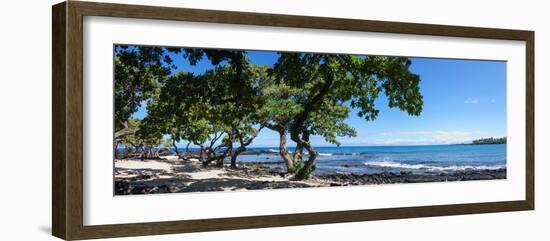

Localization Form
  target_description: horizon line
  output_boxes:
[168,141,506,149]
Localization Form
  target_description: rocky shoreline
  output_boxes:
[114,157,506,195]
[318,168,506,186]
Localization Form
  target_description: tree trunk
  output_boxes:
[199,146,205,164]
[294,140,317,180]
[211,154,225,167]
[277,129,295,173]
[218,142,234,167]
[293,141,304,164]
[289,75,335,144]
[230,146,245,169]
[114,121,138,139]
[265,123,295,174]
[172,138,180,158]
[303,141,318,169]
[185,142,191,153]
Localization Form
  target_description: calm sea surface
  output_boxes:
[235,144,506,175]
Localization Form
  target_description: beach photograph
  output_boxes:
[113,45,507,195]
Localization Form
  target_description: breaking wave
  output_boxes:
[364,160,505,171]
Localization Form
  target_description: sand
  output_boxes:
[114,158,317,194]
[115,159,286,182]
[115,160,173,172]
[114,158,506,195]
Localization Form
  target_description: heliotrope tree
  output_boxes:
[261,53,423,180]
[114,46,423,178]
[143,49,267,167]
[116,118,163,160]
[114,45,173,139]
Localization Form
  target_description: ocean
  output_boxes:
[236,144,507,176]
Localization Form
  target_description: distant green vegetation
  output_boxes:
[472,137,506,145]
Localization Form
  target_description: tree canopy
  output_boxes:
[258,53,423,179]
[114,45,424,180]
[114,46,173,138]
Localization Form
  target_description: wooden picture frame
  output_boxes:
[52,1,534,240]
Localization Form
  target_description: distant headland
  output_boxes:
[470,137,507,145]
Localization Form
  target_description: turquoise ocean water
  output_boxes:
[235,144,506,175]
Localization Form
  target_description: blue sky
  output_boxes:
[132,50,506,147]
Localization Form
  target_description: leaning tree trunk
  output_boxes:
[290,130,317,180]
[214,143,233,167]
[265,124,295,174]
[230,146,246,169]
[114,121,138,139]
[292,141,304,166]
[277,129,296,173]
[185,142,191,153]
[172,138,180,158]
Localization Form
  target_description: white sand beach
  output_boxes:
[114,157,320,194]
[114,157,506,195]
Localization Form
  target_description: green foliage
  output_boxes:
[139,49,268,164]
[143,71,212,147]
[117,118,162,157]
[114,46,424,177]
[472,137,506,145]
[309,101,356,146]
[117,118,143,148]
[114,46,172,133]
[265,53,423,179]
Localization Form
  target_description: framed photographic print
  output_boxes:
[52,1,534,240]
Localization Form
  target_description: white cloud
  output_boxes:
[464,98,480,104]
[251,127,499,147]
[341,130,487,146]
